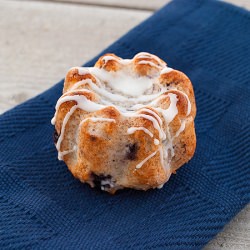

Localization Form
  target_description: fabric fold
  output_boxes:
[0,0,249,249]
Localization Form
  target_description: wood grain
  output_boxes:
[17,0,250,11]
[205,205,250,250]
[20,0,169,11]
[222,0,250,10]
[0,0,150,113]
[0,0,249,249]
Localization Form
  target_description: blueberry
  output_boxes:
[53,129,59,144]
[125,143,138,160]
[90,173,112,189]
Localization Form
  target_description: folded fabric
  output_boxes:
[0,0,249,249]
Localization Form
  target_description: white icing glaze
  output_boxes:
[90,67,153,97]
[79,117,116,127]
[52,52,193,177]
[68,67,171,109]
[159,144,172,181]
[136,150,158,169]
[55,94,104,114]
[70,81,97,91]
[137,60,162,69]
[174,120,186,138]
[126,113,166,140]
[148,94,168,107]
[157,184,164,189]
[70,66,90,76]
[74,77,166,105]
[160,67,173,74]
[164,126,175,158]
[51,116,56,125]
[58,146,77,161]
[101,55,131,66]
[102,55,120,64]
[56,105,77,158]
[122,59,131,65]
[127,127,153,138]
[135,52,166,67]
[160,120,186,165]
[65,88,93,94]
[182,91,191,116]
[159,146,164,167]
[53,94,108,159]
[57,116,115,160]
[127,123,160,146]
[156,93,178,124]
[51,90,95,125]
[154,139,160,145]
[138,108,162,125]
[130,103,145,110]
[71,78,127,102]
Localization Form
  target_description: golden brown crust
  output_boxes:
[133,53,165,77]
[95,53,122,71]
[64,68,97,93]
[52,52,196,193]
[159,70,196,117]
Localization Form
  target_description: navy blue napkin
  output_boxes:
[1,0,249,249]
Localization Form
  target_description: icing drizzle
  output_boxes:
[136,150,158,169]
[52,53,192,185]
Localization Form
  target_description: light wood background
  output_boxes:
[0,0,249,249]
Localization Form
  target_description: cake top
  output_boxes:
[56,52,189,114]
[52,52,195,179]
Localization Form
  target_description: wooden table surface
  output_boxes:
[1,0,249,249]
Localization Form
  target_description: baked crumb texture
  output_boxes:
[52,52,196,193]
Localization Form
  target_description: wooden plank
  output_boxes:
[39,0,250,11]
[0,1,249,249]
[205,205,250,249]
[0,0,150,114]
[27,0,169,11]
[2,0,248,116]
[223,0,250,10]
